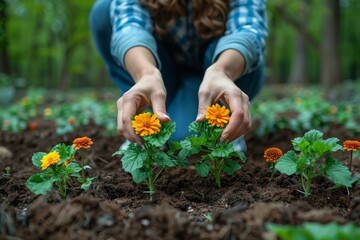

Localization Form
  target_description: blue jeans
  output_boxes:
[89,0,265,141]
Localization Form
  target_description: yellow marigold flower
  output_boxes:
[63,156,74,166]
[343,140,360,151]
[44,108,52,117]
[132,112,161,136]
[41,151,60,170]
[264,147,283,163]
[73,136,93,150]
[205,103,230,128]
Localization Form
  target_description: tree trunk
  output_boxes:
[0,0,11,75]
[321,0,342,87]
[288,30,309,85]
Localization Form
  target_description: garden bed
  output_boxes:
[1,117,360,240]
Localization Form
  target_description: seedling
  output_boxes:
[180,104,245,187]
[275,129,357,197]
[113,112,183,196]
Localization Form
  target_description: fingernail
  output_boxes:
[220,133,228,142]
[163,113,170,119]
[196,114,203,121]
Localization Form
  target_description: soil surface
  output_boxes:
[1,118,360,240]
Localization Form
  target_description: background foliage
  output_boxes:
[1,0,359,90]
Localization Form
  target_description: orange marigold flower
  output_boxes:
[264,147,283,163]
[73,136,93,150]
[205,103,230,128]
[28,121,38,130]
[41,151,60,170]
[63,156,74,166]
[132,112,161,136]
[343,140,360,151]
[68,117,76,125]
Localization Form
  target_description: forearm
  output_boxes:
[208,49,246,81]
[124,46,160,83]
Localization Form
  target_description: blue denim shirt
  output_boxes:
[110,0,268,75]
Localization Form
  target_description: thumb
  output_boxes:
[196,95,212,122]
[151,92,170,122]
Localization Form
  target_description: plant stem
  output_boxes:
[81,149,85,182]
[348,152,353,172]
[213,158,222,188]
[270,164,275,181]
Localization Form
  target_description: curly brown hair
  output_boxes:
[139,0,231,39]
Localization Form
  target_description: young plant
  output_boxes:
[275,129,357,197]
[343,140,360,171]
[26,143,81,198]
[113,112,182,196]
[264,147,283,181]
[180,104,246,187]
[72,136,96,190]
[26,137,96,197]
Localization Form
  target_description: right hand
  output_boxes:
[116,69,170,145]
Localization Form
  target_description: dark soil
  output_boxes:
[1,118,359,240]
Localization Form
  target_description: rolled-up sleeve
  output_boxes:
[212,0,268,75]
[110,0,161,69]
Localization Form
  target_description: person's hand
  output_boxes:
[116,69,170,145]
[196,66,251,142]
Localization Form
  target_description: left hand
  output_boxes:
[196,66,251,142]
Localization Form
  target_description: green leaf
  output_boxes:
[211,143,234,158]
[188,121,202,133]
[275,151,298,175]
[131,168,148,184]
[195,161,210,177]
[154,151,176,167]
[266,223,313,240]
[121,149,147,172]
[144,121,176,147]
[83,165,92,170]
[324,138,342,152]
[66,162,82,174]
[222,159,241,175]
[81,177,96,191]
[32,152,47,169]
[26,174,55,195]
[312,140,332,156]
[304,129,323,143]
[267,222,360,240]
[323,157,357,187]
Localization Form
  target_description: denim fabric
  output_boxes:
[90,0,265,141]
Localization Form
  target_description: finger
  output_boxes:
[196,89,213,122]
[150,90,169,122]
[220,92,251,142]
[121,93,145,145]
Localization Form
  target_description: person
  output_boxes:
[89,0,268,152]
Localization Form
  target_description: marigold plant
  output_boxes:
[26,138,96,197]
[275,129,357,197]
[264,147,283,181]
[180,103,245,187]
[114,112,183,196]
[343,140,360,171]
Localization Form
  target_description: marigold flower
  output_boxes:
[343,140,360,151]
[44,108,52,117]
[131,112,161,136]
[28,121,38,130]
[264,147,283,163]
[205,103,230,128]
[41,151,60,170]
[73,136,93,150]
[63,156,74,166]
[68,117,76,125]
